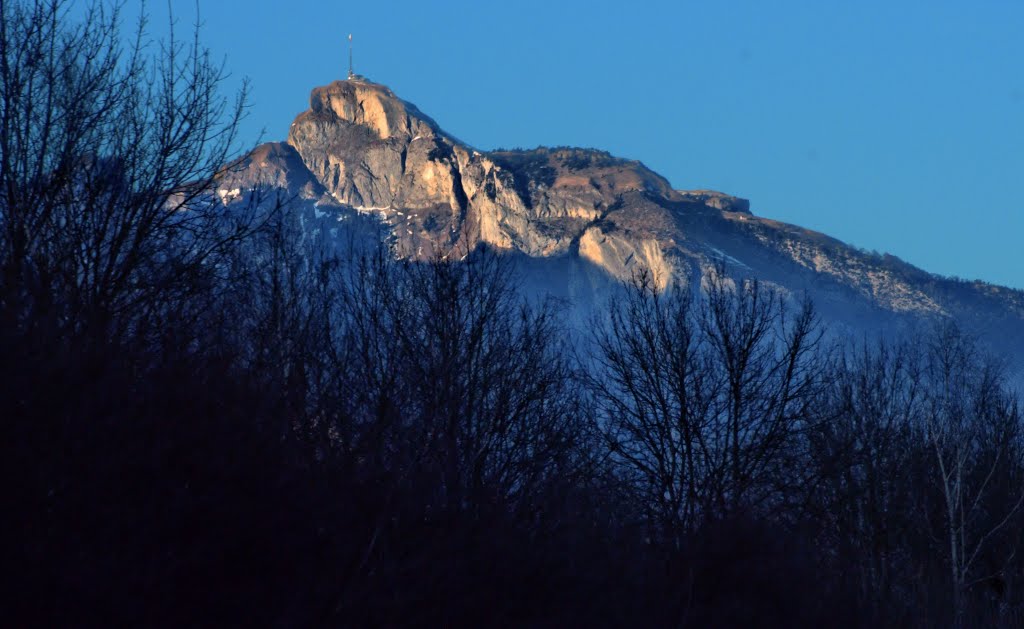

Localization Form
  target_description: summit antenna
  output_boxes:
[347,34,354,80]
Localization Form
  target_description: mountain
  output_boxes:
[220,77,1024,364]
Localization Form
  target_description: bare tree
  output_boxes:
[801,328,1024,626]
[589,265,823,544]
[588,269,714,543]
[314,246,586,521]
[699,268,822,514]
[921,324,1024,626]
[0,0,254,347]
[805,337,922,611]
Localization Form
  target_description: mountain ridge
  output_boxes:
[220,77,1024,363]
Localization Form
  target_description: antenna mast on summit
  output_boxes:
[347,34,354,79]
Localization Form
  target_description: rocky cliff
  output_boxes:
[218,78,1024,364]
[277,80,751,287]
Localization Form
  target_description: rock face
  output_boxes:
[281,80,754,285]
[222,78,1024,364]
[224,142,324,200]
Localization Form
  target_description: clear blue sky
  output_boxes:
[125,1,1023,288]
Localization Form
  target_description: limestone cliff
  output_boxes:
[280,79,755,286]
[220,78,1024,362]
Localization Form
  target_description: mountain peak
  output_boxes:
[221,78,1024,368]
[291,79,442,144]
[280,79,752,280]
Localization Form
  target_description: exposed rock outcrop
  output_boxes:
[281,80,748,276]
[223,142,325,200]
[223,77,1024,363]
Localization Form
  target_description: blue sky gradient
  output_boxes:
[123,1,1023,287]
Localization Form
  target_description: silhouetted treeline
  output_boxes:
[3,2,1024,627]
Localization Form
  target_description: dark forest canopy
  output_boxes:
[3,2,1024,627]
